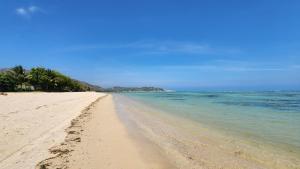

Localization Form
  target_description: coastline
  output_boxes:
[114,94,300,169]
[36,94,172,169]
[1,92,299,169]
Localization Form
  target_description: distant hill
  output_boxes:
[105,86,165,92]
[0,68,9,72]
[76,80,104,92]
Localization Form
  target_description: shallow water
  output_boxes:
[114,91,300,168]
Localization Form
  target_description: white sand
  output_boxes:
[36,94,171,169]
[0,92,105,169]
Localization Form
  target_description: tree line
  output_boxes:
[0,66,91,92]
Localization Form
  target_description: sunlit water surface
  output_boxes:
[122,91,300,155]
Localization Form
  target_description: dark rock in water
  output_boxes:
[203,94,219,98]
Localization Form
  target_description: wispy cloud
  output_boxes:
[131,41,213,54]
[160,65,284,72]
[15,5,42,18]
[159,60,299,72]
[291,64,300,69]
[62,40,240,55]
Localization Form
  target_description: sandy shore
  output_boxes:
[36,94,171,169]
[0,92,171,169]
[113,94,300,169]
[2,92,299,169]
[0,92,104,169]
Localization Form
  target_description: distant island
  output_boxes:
[105,86,165,92]
[0,65,164,92]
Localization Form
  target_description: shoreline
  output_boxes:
[114,94,300,169]
[36,95,106,169]
[1,92,299,169]
[36,94,172,169]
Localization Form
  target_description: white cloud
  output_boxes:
[15,6,41,18]
[135,41,213,54]
[16,8,27,16]
[28,6,39,13]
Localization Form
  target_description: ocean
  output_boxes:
[114,91,300,168]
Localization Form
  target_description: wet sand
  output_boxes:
[0,92,171,169]
[114,94,300,169]
[36,94,171,169]
[2,92,299,169]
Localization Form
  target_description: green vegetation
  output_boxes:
[0,65,165,92]
[0,65,97,92]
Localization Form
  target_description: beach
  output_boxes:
[114,92,300,169]
[0,92,105,169]
[36,94,171,169]
[1,92,299,169]
[0,92,171,169]
[2,0,299,168]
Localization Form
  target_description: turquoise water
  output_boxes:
[123,91,300,154]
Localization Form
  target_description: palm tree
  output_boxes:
[0,71,17,91]
[11,65,26,90]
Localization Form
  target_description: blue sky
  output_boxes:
[1,0,300,90]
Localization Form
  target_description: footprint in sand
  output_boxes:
[36,105,48,110]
